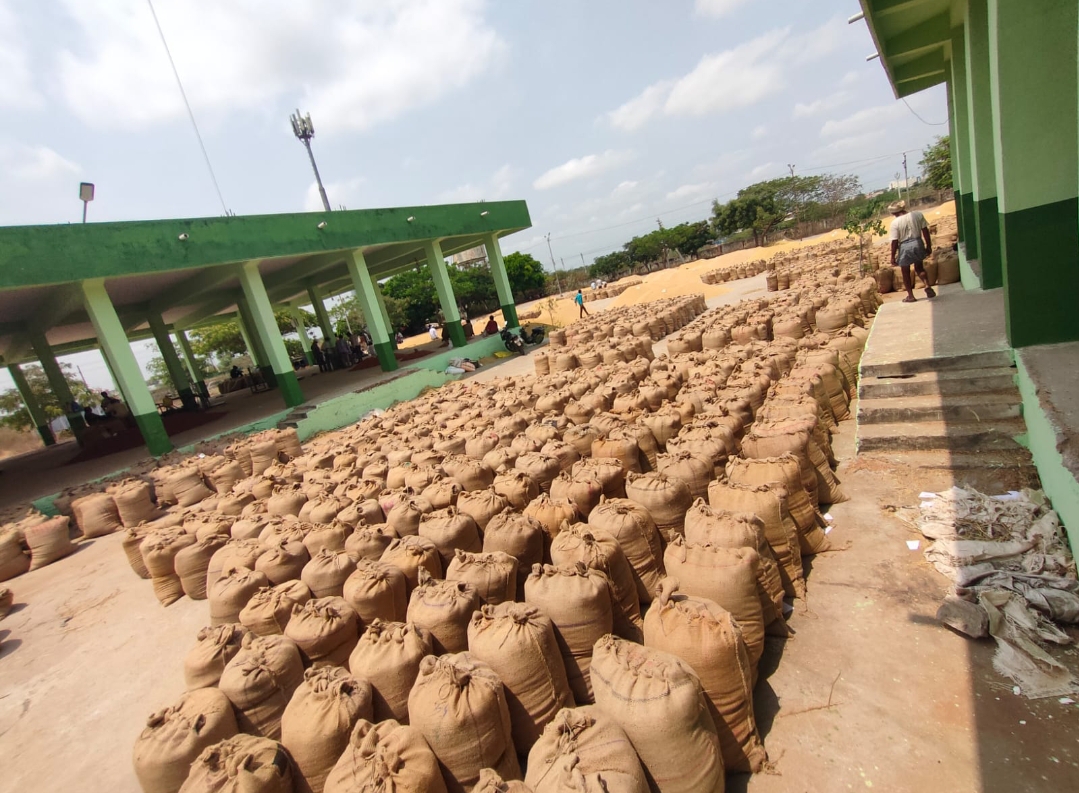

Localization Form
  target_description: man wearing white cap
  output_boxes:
[889,200,935,302]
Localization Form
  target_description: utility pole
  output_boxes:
[787,163,796,177]
[290,109,331,212]
[545,233,563,296]
[902,152,911,205]
[580,253,586,269]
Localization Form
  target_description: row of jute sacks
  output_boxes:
[699,259,769,285]
[581,278,642,303]
[546,295,707,352]
[123,283,873,792]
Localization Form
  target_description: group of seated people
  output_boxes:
[311,329,375,372]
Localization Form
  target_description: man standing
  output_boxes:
[575,289,589,317]
[889,200,935,303]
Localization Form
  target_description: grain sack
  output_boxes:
[133,687,238,793]
[644,579,764,773]
[468,603,575,753]
[170,468,214,508]
[281,667,372,793]
[515,453,562,495]
[347,620,432,723]
[423,478,463,510]
[206,460,246,497]
[419,506,483,569]
[380,535,442,591]
[0,586,12,618]
[446,550,518,606]
[726,456,830,554]
[209,566,270,626]
[218,634,305,739]
[656,449,714,502]
[590,636,724,793]
[298,494,347,525]
[301,548,359,599]
[483,510,545,599]
[540,440,581,474]
[525,706,647,793]
[473,768,533,792]
[524,564,615,705]
[571,458,626,500]
[484,447,520,474]
[523,495,579,541]
[175,535,229,600]
[406,572,481,654]
[586,498,664,605]
[240,581,312,637]
[254,539,309,586]
[302,522,348,556]
[343,525,397,561]
[248,438,280,475]
[492,471,540,511]
[184,624,250,689]
[143,529,197,606]
[335,499,384,530]
[206,539,264,588]
[323,719,447,793]
[408,653,521,792]
[386,496,434,537]
[285,596,360,668]
[0,528,30,582]
[549,470,603,519]
[625,472,692,544]
[72,492,124,537]
[443,455,496,491]
[563,425,600,458]
[663,537,764,667]
[550,524,641,641]
[457,489,510,531]
[179,734,293,793]
[185,515,233,542]
[272,428,304,460]
[342,559,408,625]
[267,485,308,518]
[25,516,76,571]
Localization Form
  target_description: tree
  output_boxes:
[920,135,952,191]
[503,252,547,299]
[842,198,888,273]
[665,221,713,257]
[188,309,309,369]
[590,250,631,280]
[819,174,863,218]
[382,265,439,335]
[0,363,97,431]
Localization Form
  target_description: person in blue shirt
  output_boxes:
[575,289,588,317]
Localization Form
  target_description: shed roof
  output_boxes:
[859,0,952,99]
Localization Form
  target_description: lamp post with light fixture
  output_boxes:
[79,182,95,223]
[290,109,331,212]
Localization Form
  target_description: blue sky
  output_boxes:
[0,0,948,394]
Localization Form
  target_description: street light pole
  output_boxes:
[290,109,331,212]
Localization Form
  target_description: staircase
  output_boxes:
[856,350,1040,492]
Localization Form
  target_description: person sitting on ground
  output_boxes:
[484,315,499,336]
[428,324,439,341]
[575,289,589,317]
[100,391,120,410]
[889,200,935,303]
[462,317,475,339]
[394,330,405,346]
[230,365,243,379]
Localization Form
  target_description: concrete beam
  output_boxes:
[871,0,938,16]
[884,12,950,59]
[893,48,946,83]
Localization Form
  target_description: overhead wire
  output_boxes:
[902,98,947,126]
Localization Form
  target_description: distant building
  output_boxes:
[449,245,488,268]
[888,176,923,191]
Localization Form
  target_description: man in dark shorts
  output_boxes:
[889,200,935,303]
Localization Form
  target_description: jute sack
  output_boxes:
[183,623,250,692]
[474,768,534,793]
[209,566,270,626]
[663,536,765,668]
[493,470,541,511]
[549,470,604,520]
[725,456,831,554]
[422,478,463,510]
[178,734,293,793]
[406,571,481,654]
[301,548,359,599]
[656,450,714,501]
[524,564,614,705]
[624,472,692,544]
[408,653,521,793]
[255,540,309,586]
[285,596,360,668]
[175,535,229,600]
[386,496,435,537]
[380,535,442,592]
[133,687,238,793]
[247,438,280,476]
[482,510,545,599]
[347,619,432,723]
[523,495,579,542]
[586,498,664,604]
[524,706,647,793]
[143,529,197,606]
[72,492,123,537]
[206,539,265,589]
[418,506,482,570]
[457,489,510,531]
[344,525,397,561]
[323,719,447,793]
[442,455,495,491]
[281,666,373,793]
[590,635,724,793]
[266,485,308,518]
[644,579,766,773]
[26,516,76,571]
[302,522,348,556]
[0,528,30,582]
[484,447,520,475]
[572,459,626,502]
[170,468,214,508]
[550,524,641,641]
[0,585,12,618]
[446,550,518,606]
[218,634,305,740]
[342,559,408,625]
[468,603,575,753]
[240,581,312,637]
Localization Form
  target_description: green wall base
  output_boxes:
[1000,197,1079,347]
[958,245,981,292]
[374,341,399,372]
[134,412,173,456]
[954,192,965,244]
[960,192,978,259]
[36,424,55,446]
[276,370,305,408]
[974,196,1003,289]
[447,322,467,348]
[501,303,520,329]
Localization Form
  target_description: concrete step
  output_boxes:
[857,392,1021,424]
[858,366,1016,399]
[861,349,1014,379]
[857,418,1028,453]
[857,449,1040,493]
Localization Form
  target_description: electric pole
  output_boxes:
[545,233,563,296]
[290,109,331,212]
[902,152,911,205]
[787,163,796,177]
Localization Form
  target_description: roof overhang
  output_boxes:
[859,0,952,98]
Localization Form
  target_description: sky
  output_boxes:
[0,0,949,397]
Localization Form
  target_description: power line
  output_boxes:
[145,0,229,214]
[902,98,947,126]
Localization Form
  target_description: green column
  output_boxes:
[236,299,274,386]
[147,314,196,410]
[237,262,305,408]
[372,281,395,343]
[307,283,335,342]
[345,250,398,372]
[945,79,964,242]
[80,278,172,456]
[29,331,85,437]
[292,306,315,365]
[965,0,1002,288]
[484,232,519,329]
[176,328,209,408]
[987,0,1079,346]
[8,363,55,446]
[424,239,466,348]
[950,29,978,256]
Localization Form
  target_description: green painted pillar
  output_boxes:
[965,0,1003,288]
[176,328,209,408]
[424,239,466,348]
[484,232,519,328]
[236,300,274,386]
[987,0,1079,346]
[292,307,315,365]
[238,262,305,408]
[307,283,335,342]
[345,250,398,372]
[372,281,395,343]
[945,78,964,241]
[8,364,55,446]
[147,314,197,410]
[80,279,172,456]
[950,29,978,255]
[29,331,85,438]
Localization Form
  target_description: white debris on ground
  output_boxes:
[913,487,1079,699]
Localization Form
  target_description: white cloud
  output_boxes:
[793,90,852,119]
[438,164,514,203]
[607,81,673,132]
[820,103,906,138]
[305,176,365,212]
[748,162,776,179]
[841,70,860,86]
[533,150,635,191]
[0,1,40,108]
[53,0,504,131]
[0,142,81,181]
[751,125,768,140]
[665,183,714,202]
[611,180,639,197]
[694,0,749,19]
